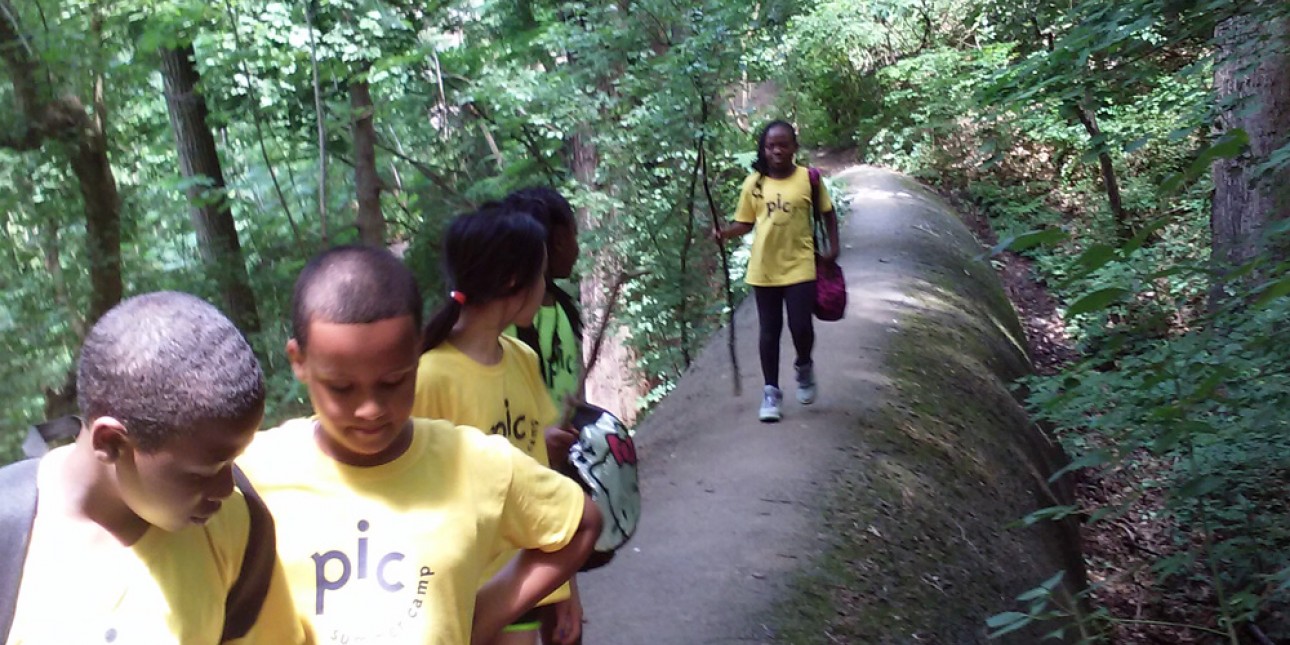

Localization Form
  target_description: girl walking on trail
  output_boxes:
[714,120,840,422]
[412,207,585,645]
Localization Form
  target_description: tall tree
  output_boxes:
[1,0,124,416]
[1210,3,1290,303]
[351,75,385,245]
[159,43,262,333]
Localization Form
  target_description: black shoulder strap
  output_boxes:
[808,167,823,253]
[221,467,276,642]
[0,459,40,643]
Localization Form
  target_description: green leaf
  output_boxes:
[1016,572,1064,602]
[1175,475,1224,498]
[986,611,1029,629]
[1068,243,1118,279]
[991,228,1068,256]
[1066,287,1132,316]
[1019,505,1080,527]
[1206,129,1249,159]
[1051,450,1112,481]
[1124,135,1150,154]
[1039,570,1066,592]
[1254,275,1290,308]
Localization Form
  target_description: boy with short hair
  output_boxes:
[236,245,601,645]
[1,291,311,644]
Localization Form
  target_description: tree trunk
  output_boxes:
[1210,5,1290,306]
[572,128,644,425]
[1074,99,1131,239]
[1,0,125,417]
[351,78,385,245]
[159,44,262,333]
[304,0,329,241]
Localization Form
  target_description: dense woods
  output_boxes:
[2,0,1288,641]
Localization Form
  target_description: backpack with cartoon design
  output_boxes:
[565,403,640,570]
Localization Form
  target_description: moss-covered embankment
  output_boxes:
[774,167,1083,644]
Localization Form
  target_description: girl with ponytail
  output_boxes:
[412,207,585,645]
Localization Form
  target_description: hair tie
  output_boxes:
[449,290,467,305]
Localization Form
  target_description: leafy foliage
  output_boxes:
[0,0,782,460]
[770,0,1290,640]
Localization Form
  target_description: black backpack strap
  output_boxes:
[221,467,276,642]
[809,167,828,256]
[0,459,40,643]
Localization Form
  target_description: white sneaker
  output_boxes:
[759,385,783,422]
[796,362,817,405]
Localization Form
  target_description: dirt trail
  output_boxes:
[579,166,952,644]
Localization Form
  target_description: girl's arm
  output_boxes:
[823,208,840,261]
[471,497,603,645]
[713,221,753,241]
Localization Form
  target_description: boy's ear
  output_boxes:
[286,338,307,381]
[89,417,130,464]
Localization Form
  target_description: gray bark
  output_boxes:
[160,44,262,333]
[1210,5,1290,305]
[351,79,385,245]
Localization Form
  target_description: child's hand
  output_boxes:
[548,589,583,644]
[544,425,579,471]
[823,246,839,262]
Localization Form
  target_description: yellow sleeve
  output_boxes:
[733,174,759,224]
[495,440,586,553]
[817,176,835,213]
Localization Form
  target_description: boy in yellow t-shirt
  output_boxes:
[2,292,311,645]
[237,245,601,645]
[414,207,583,645]
[715,120,840,423]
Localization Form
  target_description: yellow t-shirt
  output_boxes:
[7,449,312,645]
[236,418,585,645]
[413,336,559,464]
[733,165,834,286]
[412,336,570,605]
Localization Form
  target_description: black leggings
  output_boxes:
[753,282,815,388]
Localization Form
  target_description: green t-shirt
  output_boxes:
[506,303,581,416]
